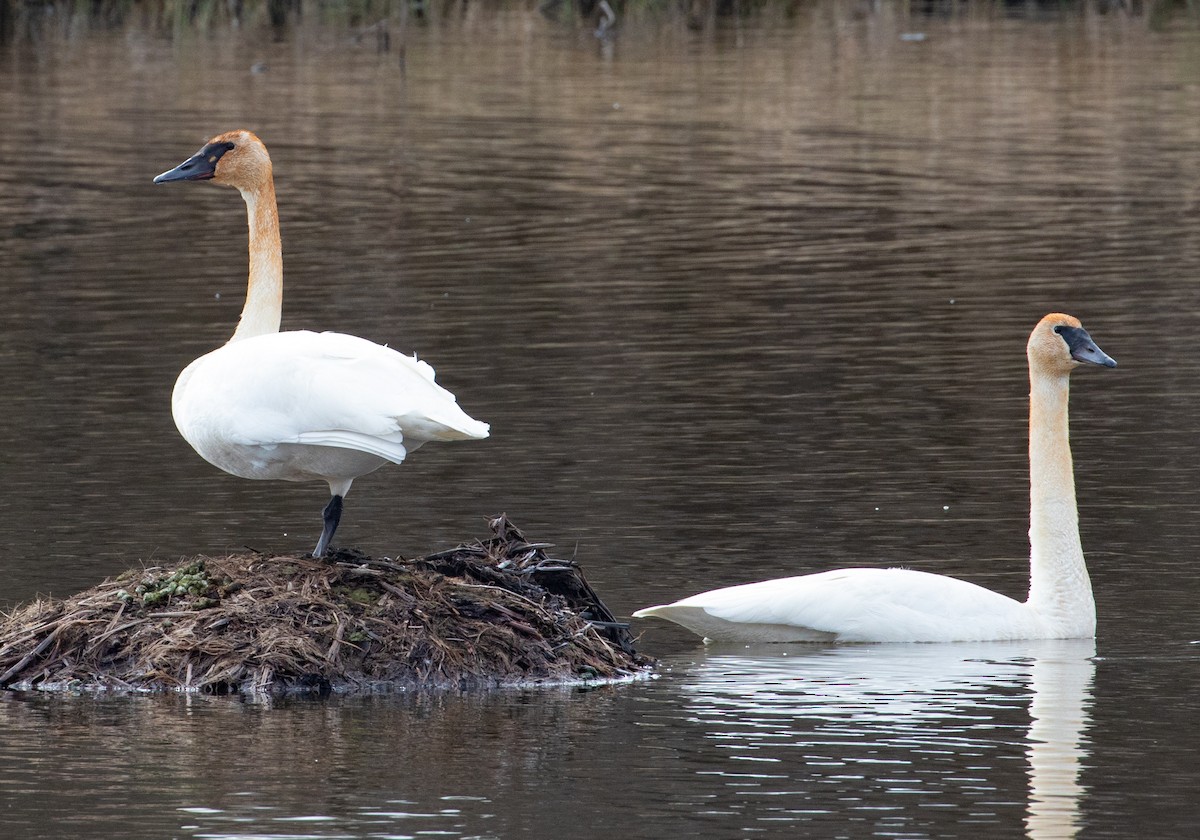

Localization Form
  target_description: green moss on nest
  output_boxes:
[0,516,652,695]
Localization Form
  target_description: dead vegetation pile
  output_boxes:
[0,516,652,695]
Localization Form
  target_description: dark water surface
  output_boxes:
[2,1,1199,836]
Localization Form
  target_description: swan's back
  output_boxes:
[634,568,1048,644]
[173,330,488,476]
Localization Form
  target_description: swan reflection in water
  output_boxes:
[671,639,1095,838]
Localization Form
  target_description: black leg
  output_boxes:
[313,495,344,558]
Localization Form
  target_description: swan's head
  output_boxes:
[1028,313,1117,374]
[153,129,272,190]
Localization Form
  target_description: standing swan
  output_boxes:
[633,314,1116,643]
[154,130,489,558]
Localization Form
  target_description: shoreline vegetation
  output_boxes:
[0,516,653,696]
[0,0,1195,45]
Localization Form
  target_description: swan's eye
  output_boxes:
[198,141,236,167]
[1052,325,1064,335]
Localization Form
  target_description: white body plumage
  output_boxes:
[634,313,1115,644]
[172,330,488,497]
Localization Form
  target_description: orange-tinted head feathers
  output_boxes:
[205,130,272,189]
[153,129,272,191]
[1027,313,1116,374]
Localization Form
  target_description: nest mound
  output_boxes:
[0,516,652,695]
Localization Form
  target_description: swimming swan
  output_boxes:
[154,130,489,558]
[633,314,1116,643]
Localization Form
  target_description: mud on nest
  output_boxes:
[0,516,653,695]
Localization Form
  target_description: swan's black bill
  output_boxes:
[153,141,235,184]
[1055,325,1117,368]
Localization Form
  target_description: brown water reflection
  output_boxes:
[2,2,1200,837]
[0,641,1095,838]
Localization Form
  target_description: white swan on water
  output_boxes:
[633,313,1116,643]
[154,130,488,557]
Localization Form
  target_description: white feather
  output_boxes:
[173,330,488,486]
[634,569,1040,643]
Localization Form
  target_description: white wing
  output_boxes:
[175,330,489,464]
[635,568,1042,643]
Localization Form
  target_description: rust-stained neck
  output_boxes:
[189,130,283,342]
[231,176,283,341]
